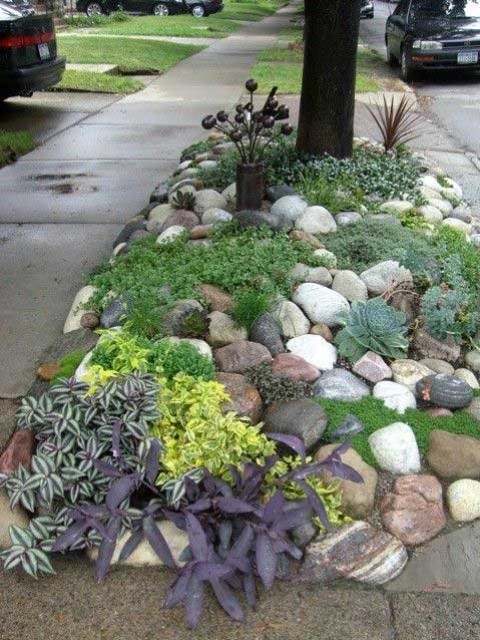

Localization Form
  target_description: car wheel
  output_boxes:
[386,37,398,67]
[85,2,103,15]
[401,47,414,82]
[191,4,205,17]
[153,2,169,15]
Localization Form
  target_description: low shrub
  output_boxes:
[245,362,313,405]
[230,288,273,331]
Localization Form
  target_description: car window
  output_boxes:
[410,0,480,20]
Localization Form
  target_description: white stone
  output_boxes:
[368,422,421,475]
[443,177,463,199]
[0,489,29,549]
[390,359,434,392]
[332,270,368,302]
[418,205,443,225]
[221,182,236,201]
[292,283,349,327]
[290,263,332,287]
[207,311,248,346]
[360,261,413,296]
[194,189,228,215]
[75,350,93,381]
[454,368,479,389]
[177,159,192,172]
[197,160,218,170]
[420,186,443,201]
[313,249,337,268]
[420,175,443,193]
[63,285,97,334]
[88,520,189,566]
[447,479,480,522]
[286,334,337,371]
[373,381,417,414]
[271,299,310,338]
[295,206,337,234]
[465,350,480,373]
[271,195,308,222]
[156,225,186,244]
[146,204,175,233]
[379,200,414,215]
[201,208,232,225]
[428,198,453,217]
[441,218,470,234]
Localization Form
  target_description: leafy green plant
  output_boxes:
[335,298,409,362]
[90,329,151,373]
[245,363,313,405]
[420,283,478,343]
[150,340,215,381]
[230,288,273,331]
[50,350,86,384]
[170,189,196,211]
[366,94,422,152]
[180,138,218,161]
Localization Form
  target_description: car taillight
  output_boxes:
[0,32,54,49]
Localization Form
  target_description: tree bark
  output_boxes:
[296,0,361,159]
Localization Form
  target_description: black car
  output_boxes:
[360,0,374,19]
[76,0,223,18]
[386,0,480,80]
[0,1,65,100]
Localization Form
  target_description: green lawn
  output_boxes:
[0,129,35,167]
[50,69,143,93]
[57,36,203,74]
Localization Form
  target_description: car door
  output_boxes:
[386,0,410,57]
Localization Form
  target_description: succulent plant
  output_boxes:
[171,189,196,212]
[335,297,409,362]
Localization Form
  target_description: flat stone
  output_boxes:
[295,206,337,234]
[198,284,232,313]
[447,479,480,522]
[353,352,392,383]
[419,358,454,375]
[332,270,368,302]
[302,521,408,586]
[201,208,232,225]
[315,445,377,519]
[369,422,421,474]
[427,430,480,479]
[216,372,263,424]
[270,195,308,223]
[271,353,320,383]
[290,263,332,287]
[271,299,310,339]
[207,311,247,346]
[312,368,370,402]
[379,475,446,546]
[63,285,97,333]
[391,359,434,393]
[249,314,285,357]
[454,368,479,389]
[412,328,461,363]
[335,211,362,227]
[286,335,337,371]
[360,261,413,296]
[0,489,29,549]
[373,381,417,414]
[214,340,272,374]
[331,414,364,439]
[293,283,349,327]
[263,399,328,450]
[289,229,325,249]
[0,430,35,475]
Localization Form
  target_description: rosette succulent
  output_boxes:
[335,297,409,362]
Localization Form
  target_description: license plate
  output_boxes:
[457,51,478,64]
[38,42,50,61]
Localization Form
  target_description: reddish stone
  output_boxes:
[216,372,263,424]
[198,284,232,313]
[379,475,446,546]
[190,225,213,240]
[353,351,392,384]
[37,362,60,381]
[81,312,100,329]
[214,341,272,374]
[0,430,35,475]
[289,229,325,250]
[271,353,320,383]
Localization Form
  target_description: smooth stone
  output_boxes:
[428,197,453,217]
[295,206,337,234]
[286,335,337,371]
[290,263,332,287]
[447,479,480,522]
[331,414,365,439]
[379,475,446,546]
[425,407,453,418]
[236,209,291,232]
[418,204,443,225]
[427,430,480,479]
[315,445,377,519]
[293,283,349,328]
[454,368,479,389]
[193,190,228,215]
[442,176,463,198]
[373,381,416,414]
[379,200,414,214]
[0,430,35,475]
[271,299,310,338]
[63,285,97,334]
[369,422,421,474]
[198,284,232,313]
[270,195,308,223]
[0,489,29,549]
[221,182,236,201]
[214,341,272,374]
[391,359,435,393]
[168,183,196,204]
[441,218,470,234]
[80,312,100,329]
[312,368,370,402]
[413,327,461,363]
[465,350,480,373]
[313,248,337,268]
[465,397,480,422]
[168,178,199,195]
[178,167,199,180]
[156,225,186,244]
[449,208,472,223]
[160,210,199,233]
[190,225,212,240]
[420,175,442,193]
[37,362,59,381]
[360,261,413,296]
[309,324,333,342]
[285,500,317,548]
[249,314,285,357]
[146,203,176,233]
[332,270,368,303]
[207,311,247,347]
[302,521,408,586]
[419,358,454,375]
[271,353,320,382]
[263,399,328,450]
[163,299,204,337]
[416,374,473,409]
[149,182,168,204]
[126,229,150,244]
[353,352,392,383]
[162,337,212,360]
[335,211,362,227]
[197,160,217,170]
[266,184,297,203]
[100,293,133,329]
[201,208,233,225]
[216,372,263,424]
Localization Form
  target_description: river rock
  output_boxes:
[156,225,186,244]
[160,210,199,233]
[271,299,310,338]
[419,358,454,375]
[216,372,263,424]
[290,263,332,287]
[198,284,232,313]
[266,184,298,203]
[270,195,308,223]
[236,209,291,232]
[146,204,176,233]
[373,381,416,414]
[301,521,408,586]
[454,368,479,389]
[271,353,320,382]
[163,299,205,337]
[201,208,233,225]
[427,430,480,479]
[194,189,228,215]
[0,489,29,549]
[416,374,473,409]
[379,200,415,215]
[331,414,364,439]
[369,422,421,474]
[447,479,480,522]
[442,218,471,234]
[293,283,349,327]
[353,352,392,383]
[214,340,272,374]
[429,197,453,217]
[249,314,285,357]
[312,368,370,402]
[263,399,328,450]
[412,328,461,363]
[332,270,368,302]
[289,229,325,249]
[465,350,480,373]
[379,475,446,546]
[63,285,97,333]
[335,211,362,227]
[315,446,377,519]
[391,359,434,392]
[309,324,334,342]
[286,335,337,371]
[418,205,443,225]
[207,311,247,346]
[100,293,133,329]
[313,248,337,268]
[0,430,35,475]
[465,397,480,422]
[295,206,337,234]
[360,261,413,296]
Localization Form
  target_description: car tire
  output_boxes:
[153,2,169,15]
[85,1,104,15]
[191,4,205,17]
[401,47,414,82]
[386,37,398,67]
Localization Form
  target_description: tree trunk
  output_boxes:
[296,0,361,159]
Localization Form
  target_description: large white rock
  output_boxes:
[447,479,480,522]
[368,422,421,474]
[286,334,337,371]
[360,261,413,296]
[156,225,186,244]
[442,177,463,199]
[373,381,416,414]
[418,205,443,225]
[428,198,453,217]
[270,195,308,222]
[0,489,29,549]
[441,218,470,234]
[63,285,97,334]
[420,175,443,193]
[295,206,337,234]
[194,189,228,215]
[292,283,349,327]
[379,200,414,214]
[271,299,310,338]
[332,270,368,302]
[454,368,479,389]
[207,311,248,346]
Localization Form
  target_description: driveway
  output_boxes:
[0,3,297,399]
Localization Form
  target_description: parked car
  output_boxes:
[0,1,65,100]
[76,0,223,18]
[386,0,480,80]
[360,0,374,19]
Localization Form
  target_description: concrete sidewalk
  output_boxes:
[0,2,298,401]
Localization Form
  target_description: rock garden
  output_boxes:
[1,81,480,628]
